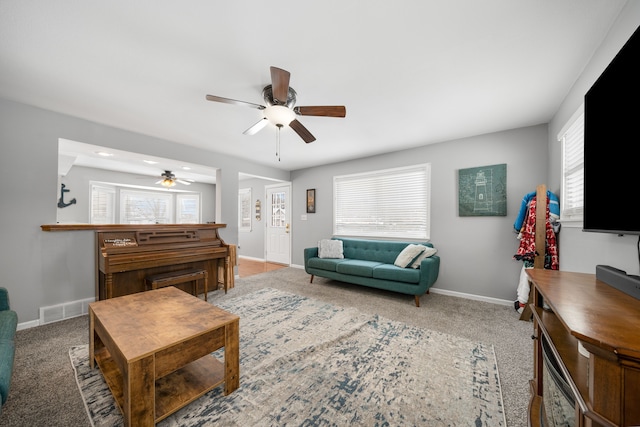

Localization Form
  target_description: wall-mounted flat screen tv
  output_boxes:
[583,25,640,235]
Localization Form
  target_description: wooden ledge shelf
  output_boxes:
[41,223,226,232]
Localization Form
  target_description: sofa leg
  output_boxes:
[414,295,420,307]
[310,275,314,283]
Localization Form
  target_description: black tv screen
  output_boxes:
[583,25,640,235]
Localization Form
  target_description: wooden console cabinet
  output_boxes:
[527,269,640,427]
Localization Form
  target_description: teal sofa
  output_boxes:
[304,237,440,307]
[0,287,17,414]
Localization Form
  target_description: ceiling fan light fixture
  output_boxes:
[264,105,295,127]
[161,178,176,188]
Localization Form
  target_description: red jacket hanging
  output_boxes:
[513,196,559,270]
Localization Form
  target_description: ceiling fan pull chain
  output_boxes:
[276,124,282,161]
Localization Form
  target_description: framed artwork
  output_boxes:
[306,189,316,213]
[458,163,507,216]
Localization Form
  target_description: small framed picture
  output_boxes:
[306,189,316,213]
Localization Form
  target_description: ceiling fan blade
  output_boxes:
[270,66,291,104]
[243,118,269,135]
[176,179,191,185]
[155,179,163,184]
[294,106,346,117]
[289,119,316,143]
[206,94,265,110]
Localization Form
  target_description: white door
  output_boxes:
[265,183,291,264]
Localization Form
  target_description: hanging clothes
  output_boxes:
[513,195,559,269]
[513,191,559,310]
[513,189,559,233]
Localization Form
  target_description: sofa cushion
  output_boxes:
[307,257,346,272]
[318,239,344,259]
[410,246,438,268]
[336,260,383,277]
[393,244,426,268]
[373,264,421,284]
[339,238,431,264]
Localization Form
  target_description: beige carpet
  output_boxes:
[3,267,532,427]
[72,288,506,426]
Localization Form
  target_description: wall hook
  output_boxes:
[57,183,77,208]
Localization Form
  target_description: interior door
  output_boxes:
[265,183,291,264]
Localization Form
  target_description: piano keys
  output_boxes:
[95,224,228,300]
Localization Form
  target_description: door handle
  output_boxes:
[285,223,290,233]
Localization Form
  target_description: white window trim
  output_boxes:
[89,182,201,224]
[176,193,201,224]
[120,188,174,224]
[558,104,584,228]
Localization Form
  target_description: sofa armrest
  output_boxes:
[304,247,319,265]
[0,288,9,312]
[419,256,440,288]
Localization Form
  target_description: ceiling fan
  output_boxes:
[206,66,346,160]
[156,170,192,188]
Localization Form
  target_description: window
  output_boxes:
[90,183,200,224]
[176,194,200,224]
[90,184,115,224]
[120,189,173,224]
[559,107,584,223]
[271,191,286,228]
[333,164,431,239]
[238,188,251,231]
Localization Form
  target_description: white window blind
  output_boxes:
[90,184,115,224]
[238,188,251,231]
[120,189,173,224]
[334,164,431,239]
[176,194,200,224]
[560,111,584,222]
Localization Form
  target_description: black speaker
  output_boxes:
[595,265,640,301]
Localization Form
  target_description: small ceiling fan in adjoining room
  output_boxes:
[156,170,192,188]
[206,66,346,160]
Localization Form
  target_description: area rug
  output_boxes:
[70,288,505,426]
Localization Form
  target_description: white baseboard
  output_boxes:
[429,287,512,306]
[17,319,40,331]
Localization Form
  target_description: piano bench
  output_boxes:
[145,269,208,301]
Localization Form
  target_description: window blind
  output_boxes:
[334,164,430,239]
[90,184,115,224]
[560,112,584,221]
[176,194,200,224]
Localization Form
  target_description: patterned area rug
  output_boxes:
[70,288,505,426]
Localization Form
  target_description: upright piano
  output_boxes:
[95,224,228,300]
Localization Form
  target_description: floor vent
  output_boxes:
[39,297,94,325]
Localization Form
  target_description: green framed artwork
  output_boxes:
[458,163,507,216]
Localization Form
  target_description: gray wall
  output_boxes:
[291,125,548,302]
[2,2,638,324]
[547,1,640,276]
[56,165,216,224]
[0,99,289,324]
[237,177,274,260]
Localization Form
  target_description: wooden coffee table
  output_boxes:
[89,286,240,427]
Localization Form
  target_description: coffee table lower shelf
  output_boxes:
[94,346,225,423]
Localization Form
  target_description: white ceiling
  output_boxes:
[0,1,628,175]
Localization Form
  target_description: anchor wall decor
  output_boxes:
[57,183,77,208]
